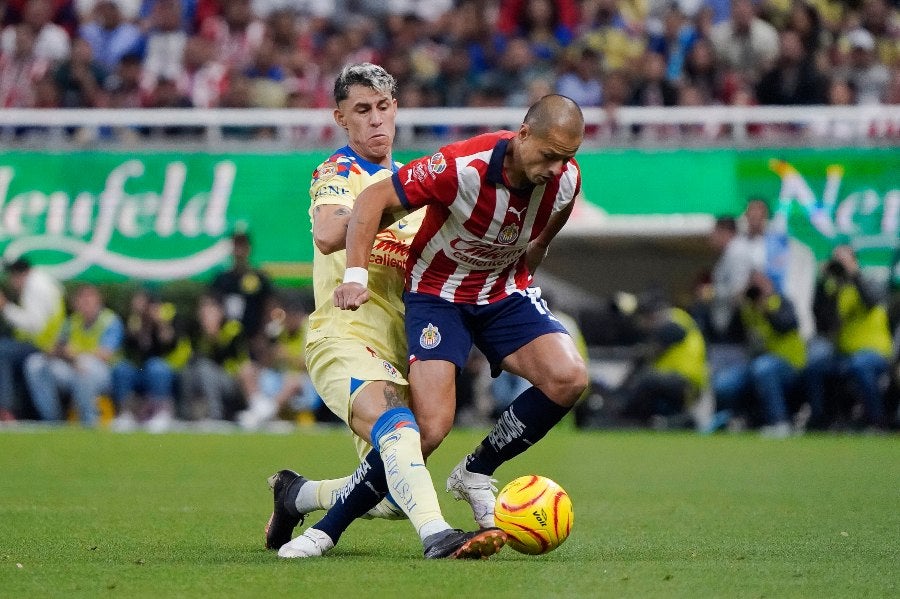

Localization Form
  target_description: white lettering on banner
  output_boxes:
[0,160,235,279]
[771,159,899,239]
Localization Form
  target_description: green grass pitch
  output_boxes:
[1,424,897,598]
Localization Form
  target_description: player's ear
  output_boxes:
[333,108,347,129]
[518,123,530,142]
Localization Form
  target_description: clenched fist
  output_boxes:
[333,282,370,310]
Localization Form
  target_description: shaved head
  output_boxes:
[523,94,584,139]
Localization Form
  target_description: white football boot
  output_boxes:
[277,528,335,558]
[446,457,498,529]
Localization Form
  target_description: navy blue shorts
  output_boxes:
[404,288,569,375]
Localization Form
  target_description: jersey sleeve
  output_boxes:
[391,147,459,210]
[309,158,355,209]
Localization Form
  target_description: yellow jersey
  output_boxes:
[306,145,423,370]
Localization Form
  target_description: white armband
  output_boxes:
[342,267,368,287]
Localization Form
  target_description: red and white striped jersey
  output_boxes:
[391,131,581,305]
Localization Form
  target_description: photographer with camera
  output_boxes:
[806,245,893,431]
[711,270,807,438]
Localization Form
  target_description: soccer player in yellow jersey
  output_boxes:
[264,63,504,560]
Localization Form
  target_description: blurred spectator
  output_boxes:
[199,0,265,71]
[78,0,144,74]
[210,230,275,353]
[682,36,720,102]
[755,28,828,105]
[24,283,123,426]
[142,0,187,85]
[695,215,753,341]
[556,46,603,107]
[236,295,314,429]
[807,245,893,430]
[180,292,247,421]
[489,36,553,107]
[433,43,475,107]
[496,0,578,61]
[0,22,50,107]
[837,28,890,105]
[111,287,190,432]
[578,0,647,72]
[177,34,225,107]
[1,0,72,63]
[75,0,141,23]
[138,0,196,33]
[646,2,698,83]
[53,36,106,107]
[859,0,898,69]
[0,258,66,422]
[104,50,144,111]
[628,50,678,106]
[712,270,807,438]
[784,0,827,58]
[709,0,779,83]
[613,291,710,429]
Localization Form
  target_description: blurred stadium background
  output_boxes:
[0,0,897,431]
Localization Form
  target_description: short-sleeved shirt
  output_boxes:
[306,144,424,368]
[391,131,581,305]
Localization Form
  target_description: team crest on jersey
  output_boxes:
[315,161,337,181]
[382,360,400,379]
[419,323,441,349]
[497,223,520,244]
[428,152,447,174]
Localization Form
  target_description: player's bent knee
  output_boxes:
[547,359,589,406]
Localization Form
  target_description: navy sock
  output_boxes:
[466,386,570,476]
[312,449,388,543]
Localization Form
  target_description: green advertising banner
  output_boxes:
[0,148,896,286]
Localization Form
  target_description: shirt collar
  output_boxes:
[341,145,398,175]
[486,137,509,186]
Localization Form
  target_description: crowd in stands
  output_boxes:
[0,0,896,126]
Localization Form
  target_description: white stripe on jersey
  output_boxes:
[555,164,580,212]
[453,150,494,224]
[438,263,469,302]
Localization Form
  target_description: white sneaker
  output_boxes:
[145,408,174,434]
[277,528,335,558]
[759,421,792,439]
[110,412,138,433]
[446,457,497,529]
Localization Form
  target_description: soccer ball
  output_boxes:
[493,475,573,555]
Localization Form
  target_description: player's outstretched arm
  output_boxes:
[333,178,404,311]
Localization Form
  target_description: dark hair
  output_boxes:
[333,63,397,105]
[4,257,31,273]
[714,216,738,233]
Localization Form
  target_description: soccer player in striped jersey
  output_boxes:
[335,94,589,529]
[266,63,504,560]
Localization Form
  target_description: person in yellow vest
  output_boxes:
[180,293,248,423]
[807,245,893,430]
[23,284,123,427]
[110,286,190,433]
[616,291,709,428]
[236,295,316,430]
[712,270,807,438]
[0,258,66,422]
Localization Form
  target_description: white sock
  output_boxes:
[418,519,453,542]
